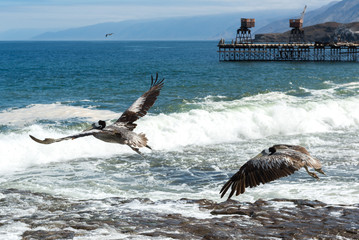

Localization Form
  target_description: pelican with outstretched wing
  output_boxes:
[30,73,164,154]
[220,144,325,200]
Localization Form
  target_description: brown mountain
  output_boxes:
[256,0,359,34]
[254,21,359,43]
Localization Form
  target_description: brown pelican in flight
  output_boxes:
[220,144,325,200]
[105,33,114,37]
[30,73,164,154]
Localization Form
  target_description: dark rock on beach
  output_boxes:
[0,189,358,239]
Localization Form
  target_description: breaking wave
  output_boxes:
[1,83,359,173]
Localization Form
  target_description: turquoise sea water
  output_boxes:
[0,41,358,238]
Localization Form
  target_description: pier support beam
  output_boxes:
[218,42,359,62]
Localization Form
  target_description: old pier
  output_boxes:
[218,12,359,62]
[218,42,359,62]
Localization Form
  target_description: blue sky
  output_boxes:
[0,0,332,32]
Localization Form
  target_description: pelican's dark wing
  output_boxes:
[114,73,164,130]
[29,129,102,144]
[220,152,301,200]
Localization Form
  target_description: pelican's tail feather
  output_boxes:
[127,133,150,155]
[138,133,148,148]
[127,132,148,148]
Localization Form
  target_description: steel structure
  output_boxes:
[218,42,359,62]
[236,18,255,43]
[289,6,307,43]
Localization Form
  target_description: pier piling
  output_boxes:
[218,42,359,62]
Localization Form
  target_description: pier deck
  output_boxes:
[218,42,359,62]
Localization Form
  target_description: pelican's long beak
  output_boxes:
[83,124,95,132]
[254,152,263,158]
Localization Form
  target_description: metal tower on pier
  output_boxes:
[289,5,307,43]
[236,18,255,43]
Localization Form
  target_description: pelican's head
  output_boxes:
[85,120,106,131]
[93,120,106,129]
[268,146,276,155]
[256,146,276,158]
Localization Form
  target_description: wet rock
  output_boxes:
[211,207,254,216]
[142,230,189,239]
[202,230,233,240]
[1,189,358,239]
[293,199,327,208]
[22,230,74,240]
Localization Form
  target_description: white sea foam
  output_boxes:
[0,103,117,126]
[142,91,359,150]
[121,199,213,219]
[0,221,29,240]
[0,125,135,174]
[1,87,359,174]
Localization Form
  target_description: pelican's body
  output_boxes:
[30,73,164,154]
[91,124,150,152]
[220,144,325,200]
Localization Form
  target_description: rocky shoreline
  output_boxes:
[1,189,358,239]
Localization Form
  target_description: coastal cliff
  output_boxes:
[255,21,359,43]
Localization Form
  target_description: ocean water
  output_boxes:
[0,41,359,239]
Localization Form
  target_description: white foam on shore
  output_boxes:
[1,84,359,173]
[0,83,358,207]
[0,222,29,240]
[121,199,213,219]
[0,103,117,126]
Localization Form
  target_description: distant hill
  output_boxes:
[256,0,359,34]
[32,10,296,41]
[23,0,359,41]
[0,29,54,41]
[254,22,359,43]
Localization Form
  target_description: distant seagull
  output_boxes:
[30,73,164,154]
[105,33,114,37]
[220,144,325,200]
